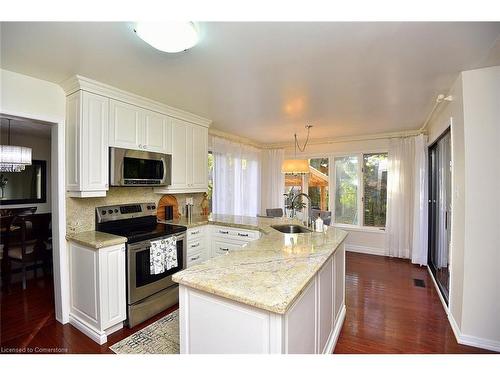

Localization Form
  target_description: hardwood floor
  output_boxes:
[334,252,491,354]
[0,252,492,354]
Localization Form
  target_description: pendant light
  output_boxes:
[281,125,312,174]
[0,118,32,172]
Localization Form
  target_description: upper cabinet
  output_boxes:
[66,90,109,197]
[61,75,211,197]
[109,100,169,154]
[155,118,208,194]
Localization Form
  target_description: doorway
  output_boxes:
[428,129,451,304]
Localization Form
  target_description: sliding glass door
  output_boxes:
[428,129,451,304]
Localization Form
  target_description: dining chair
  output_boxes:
[266,208,284,218]
[5,214,46,290]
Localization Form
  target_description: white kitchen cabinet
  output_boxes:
[109,99,169,154]
[178,240,346,354]
[66,90,109,197]
[155,118,208,194]
[68,241,127,344]
[210,225,260,258]
[186,225,209,267]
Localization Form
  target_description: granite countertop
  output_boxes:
[162,213,279,233]
[66,230,127,249]
[172,215,348,314]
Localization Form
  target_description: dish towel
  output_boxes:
[149,236,178,275]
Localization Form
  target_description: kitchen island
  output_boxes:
[172,216,348,354]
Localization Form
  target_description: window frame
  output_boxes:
[330,152,387,232]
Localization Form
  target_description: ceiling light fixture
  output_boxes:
[0,118,32,172]
[134,22,199,53]
[281,124,313,174]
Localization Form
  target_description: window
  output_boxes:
[333,153,388,228]
[207,151,214,212]
[363,154,387,227]
[334,156,359,225]
[308,158,329,211]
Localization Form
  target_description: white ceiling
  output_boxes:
[1,22,499,144]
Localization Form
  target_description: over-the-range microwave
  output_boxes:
[110,147,172,187]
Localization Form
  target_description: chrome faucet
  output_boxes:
[291,193,313,228]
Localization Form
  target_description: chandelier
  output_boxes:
[0,118,32,172]
[281,124,313,174]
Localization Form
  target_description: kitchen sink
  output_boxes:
[271,224,313,234]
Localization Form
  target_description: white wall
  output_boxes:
[426,75,466,328]
[427,66,500,351]
[0,129,52,213]
[461,66,500,345]
[0,68,68,323]
[284,138,390,255]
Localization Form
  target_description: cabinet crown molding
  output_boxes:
[60,75,212,128]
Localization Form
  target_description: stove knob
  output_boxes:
[114,209,118,213]
[152,205,156,209]
[101,210,106,215]
[108,209,113,214]
[147,205,151,210]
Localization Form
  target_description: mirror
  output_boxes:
[0,160,47,205]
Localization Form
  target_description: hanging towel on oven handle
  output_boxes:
[149,236,178,275]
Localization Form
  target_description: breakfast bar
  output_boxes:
[172,217,348,354]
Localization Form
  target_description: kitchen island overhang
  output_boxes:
[173,218,348,354]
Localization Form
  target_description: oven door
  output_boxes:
[127,233,186,304]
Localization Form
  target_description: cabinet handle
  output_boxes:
[190,255,200,261]
[190,230,200,235]
[220,247,229,252]
[237,233,249,237]
[191,243,200,248]
[219,230,229,234]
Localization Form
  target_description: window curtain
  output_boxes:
[386,134,429,264]
[209,135,261,217]
[260,148,285,215]
[411,134,429,265]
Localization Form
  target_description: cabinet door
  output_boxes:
[99,244,126,330]
[143,110,168,153]
[191,125,208,189]
[317,257,334,353]
[109,99,142,150]
[170,118,189,189]
[81,91,109,192]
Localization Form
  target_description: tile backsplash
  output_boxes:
[66,187,205,234]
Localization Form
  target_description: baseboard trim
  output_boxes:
[346,244,385,257]
[69,314,107,345]
[427,268,500,352]
[324,304,346,354]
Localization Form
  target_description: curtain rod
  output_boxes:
[419,94,453,133]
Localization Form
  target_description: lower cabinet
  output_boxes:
[186,226,209,267]
[179,241,346,354]
[68,241,127,344]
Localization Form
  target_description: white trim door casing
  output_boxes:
[0,111,68,324]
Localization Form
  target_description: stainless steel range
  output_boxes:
[96,202,186,327]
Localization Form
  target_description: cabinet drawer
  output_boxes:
[211,239,247,257]
[186,248,205,267]
[187,226,206,240]
[187,239,206,254]
[211,226,260,241]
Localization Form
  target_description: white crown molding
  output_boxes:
[211,128,423,150]
[208,127,264,149]
[265,129,423,149]
[59,75,212,128]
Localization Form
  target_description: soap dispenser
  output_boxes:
[315,214,324,232]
